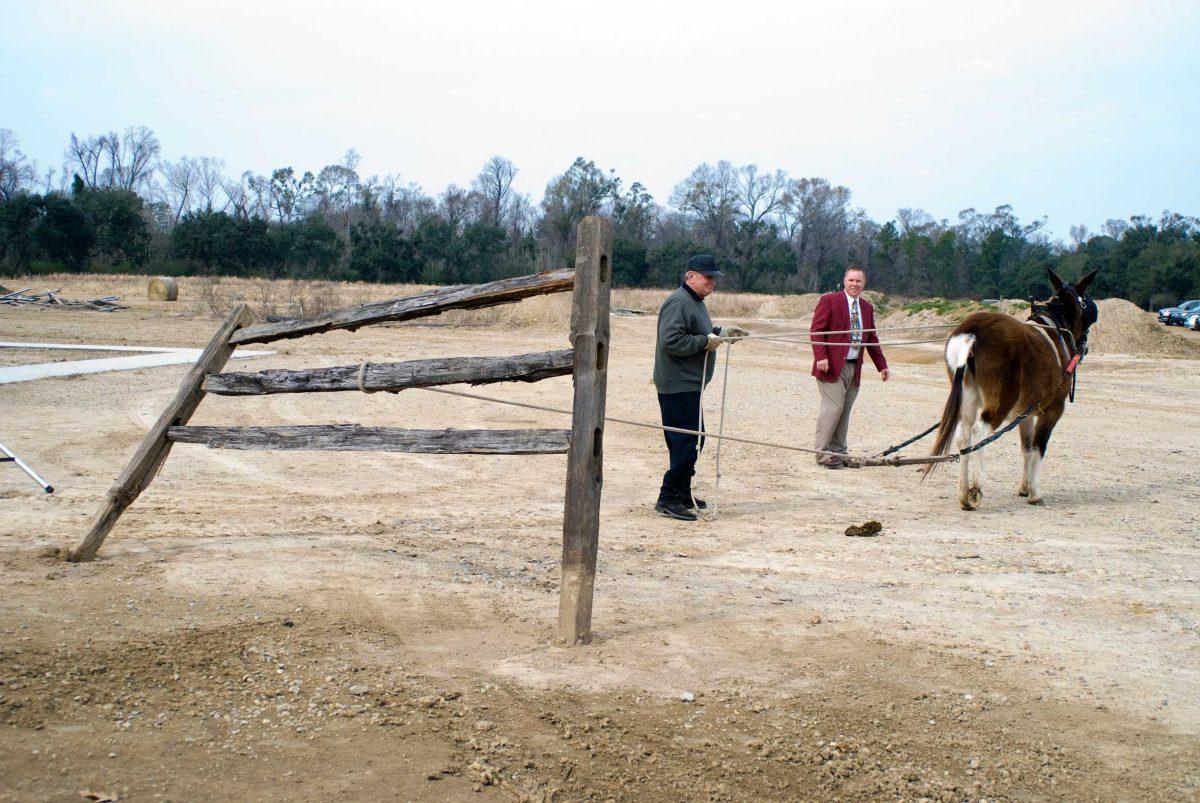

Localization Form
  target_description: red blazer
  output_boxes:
[809,292,887,385]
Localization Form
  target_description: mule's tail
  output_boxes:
[924,333,976,476]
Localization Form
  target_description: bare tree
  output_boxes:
[157,156,200,226]
[242,171,273,219]
[896,207,936,236]
[778,177,853,291]
[612,182,658,244]
[438,184,475,233]
[670,160,739,249]
[0,129,37,200]
[378,175,434,233]
[223,175,250,219]
[506,192,535,239]
[734,164,787,227]
[954,208,987,245]
[195,156,228,212]
[65,132,105,188]
[356,172,381,218]
[314,160,361,235]
[41,165,61,194]
[472,156,518,226]
[66,127,160,192]
[101,126,160,191]
[849,209,881,268]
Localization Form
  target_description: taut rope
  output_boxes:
[402,382,959,467]
[752,335,952,347]
[349,314,1080,501]
[736,323,958,338]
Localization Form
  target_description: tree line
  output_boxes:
[1,126,1197,307]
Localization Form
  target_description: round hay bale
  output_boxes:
[148,276,178,301]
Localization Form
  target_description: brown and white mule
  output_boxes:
[927,268,1099,510]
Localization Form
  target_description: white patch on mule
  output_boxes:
[945,333,976,371]
[1026,447,1045,504]
[956,378,984,509]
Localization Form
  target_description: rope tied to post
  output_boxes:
[357,361,374,394]
[357,361,406,395]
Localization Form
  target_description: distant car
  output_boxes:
[1158,299,1200,325]
[1187,311,1200,331]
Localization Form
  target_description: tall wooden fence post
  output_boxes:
[556,216,613,645]
[70,304,254,562]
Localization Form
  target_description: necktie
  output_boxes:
[850,300,862,345]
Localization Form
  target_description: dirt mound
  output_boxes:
[1088,298,1200,358]
[754,293,823,319]
[877,307,958,333]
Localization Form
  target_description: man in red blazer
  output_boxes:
[809,265,889,468]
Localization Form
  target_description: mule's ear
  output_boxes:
[1075,269,1099,294]
[1046,268,1065,293]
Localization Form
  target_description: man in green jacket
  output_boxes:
[653,255,749,520]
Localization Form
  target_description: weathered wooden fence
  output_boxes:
[70,216,613,646]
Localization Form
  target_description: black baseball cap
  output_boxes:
[686,254,723,276]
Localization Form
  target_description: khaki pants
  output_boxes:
[814,361,859,462]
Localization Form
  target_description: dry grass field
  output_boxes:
[2,273,1199,801]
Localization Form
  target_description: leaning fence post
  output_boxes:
[70,304,254,562]
[556,215,613,645]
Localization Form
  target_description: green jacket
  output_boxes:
[653,285,717,394]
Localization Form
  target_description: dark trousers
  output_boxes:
[657,391,705,504]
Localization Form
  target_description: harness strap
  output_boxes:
[959,404,1035,456]
[1025,316,1066,368]
[1025,316,1084,403]
[878,421,941,457]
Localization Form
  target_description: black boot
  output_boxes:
[655,501,698,521]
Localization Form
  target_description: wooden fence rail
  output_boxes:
[71,217,613,647]
[204,350,573,395]
[167,425,569,454]
[229,269,574,346]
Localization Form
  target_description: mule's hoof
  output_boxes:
[1018,489,1029,498]
[1027,497,1045,506]
[962,487,983,510]
[960,487,983,511]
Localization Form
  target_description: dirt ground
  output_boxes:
[2,278,1199,802]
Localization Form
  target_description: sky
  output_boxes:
[3,0,1198,239]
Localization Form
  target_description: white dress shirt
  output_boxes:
[845,292,862,361]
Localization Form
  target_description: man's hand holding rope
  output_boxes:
[716,325,751,341]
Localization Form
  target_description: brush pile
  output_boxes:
[0,287,128,312]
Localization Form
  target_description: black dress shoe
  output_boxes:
[655,501,698,521]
